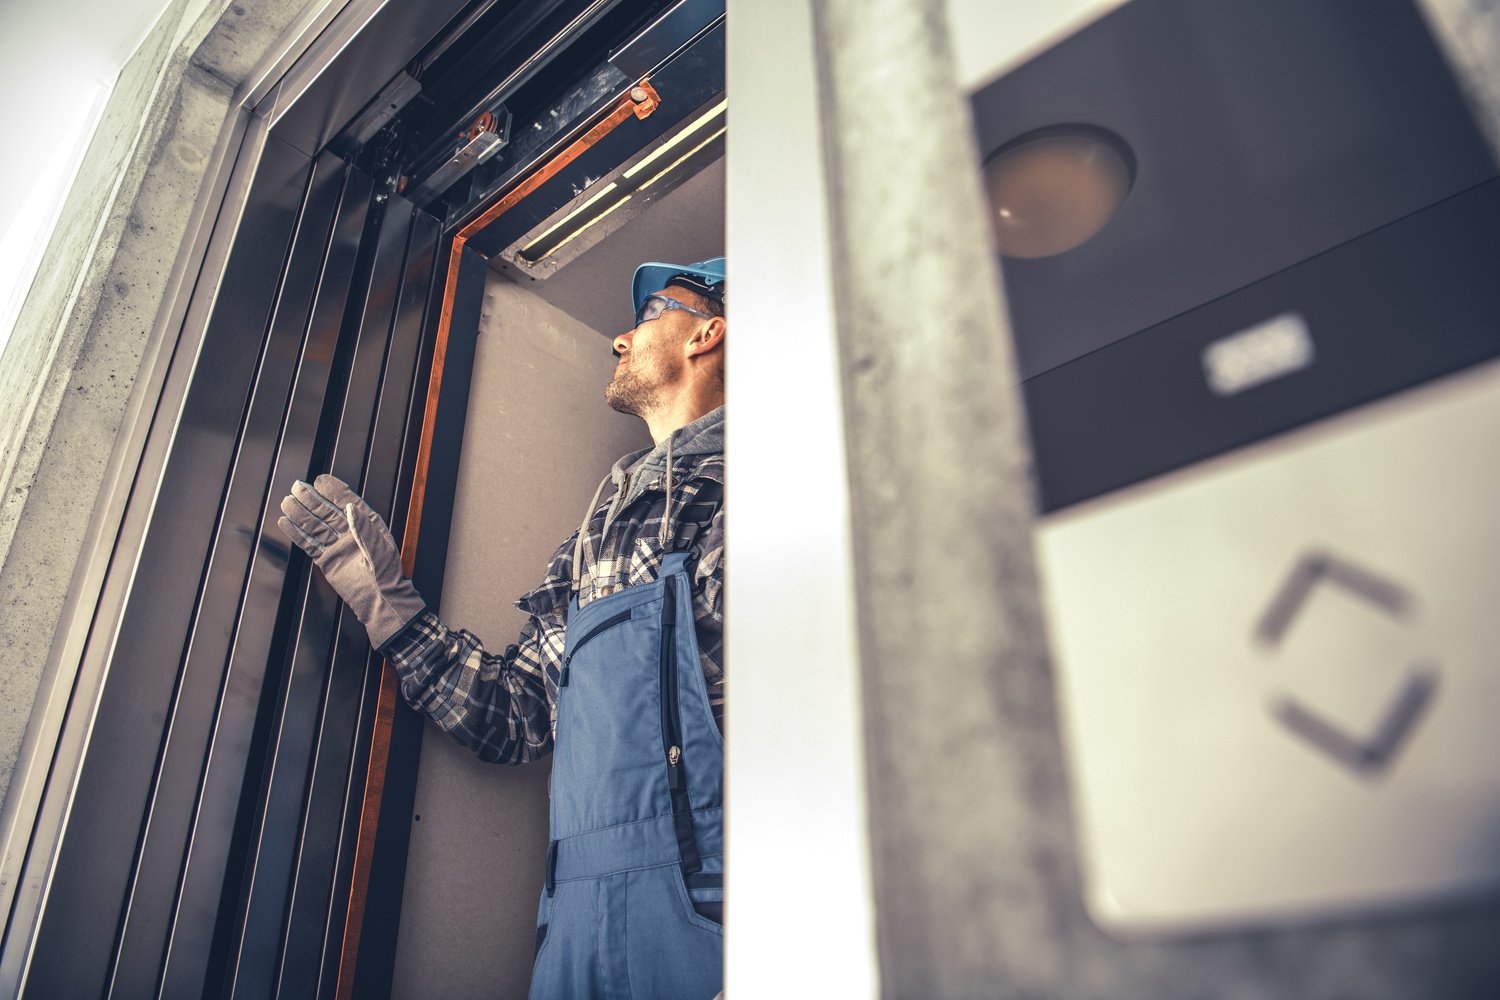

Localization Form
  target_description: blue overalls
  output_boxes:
[529,454,724,1000]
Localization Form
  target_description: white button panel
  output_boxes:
[1037,359,1500,933]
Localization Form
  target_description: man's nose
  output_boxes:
[612,331,633,358]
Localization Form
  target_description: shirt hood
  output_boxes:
[612,405,724,498]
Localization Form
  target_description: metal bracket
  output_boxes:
[407,108,513,206]
[337,71,423,150]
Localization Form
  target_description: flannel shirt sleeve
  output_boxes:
[382,608,560,764]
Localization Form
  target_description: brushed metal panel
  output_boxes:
[19,133,316,1000]
[276,207,443,998]
[1037,360,1500,932]
[157,162,376,999]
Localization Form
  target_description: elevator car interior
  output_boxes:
[1,0,1498,997]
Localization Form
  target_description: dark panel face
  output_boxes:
[1026,178,1500,511]
[967,0,1500,512]
[224,186,418,999]
[157,160,378,1000]
[22,132,316,1000]
[608,0,725,79]
[267,0,477,156]
[18,139,449,999]
[277,208,442,998]
[969,0,1497,382]
[106,148,353,999]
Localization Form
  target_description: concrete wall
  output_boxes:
[0,0,322,805]
[391,275,649,1000]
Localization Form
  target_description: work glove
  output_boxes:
[277,474,426,649]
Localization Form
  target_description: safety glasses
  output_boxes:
[634,293,713,328]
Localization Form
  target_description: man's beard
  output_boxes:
[604,357,660,416]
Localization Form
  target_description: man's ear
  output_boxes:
[685,316,726,359]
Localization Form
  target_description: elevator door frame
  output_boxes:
[1,84,478,1000]
[0,0,674,995]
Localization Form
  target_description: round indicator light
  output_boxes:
[982,127,1134,258]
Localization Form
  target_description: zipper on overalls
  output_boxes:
[560,609,633,686]
[659,584,683,787]
[659,578,702,874]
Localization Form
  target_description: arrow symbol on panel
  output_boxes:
[1254,551,1439,776]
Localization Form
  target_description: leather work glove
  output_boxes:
[277,474,426,649]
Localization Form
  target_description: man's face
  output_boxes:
[605,287,700,416]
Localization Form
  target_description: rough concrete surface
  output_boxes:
[0,64,232,797]
[0,5,227,802]
[190,0,326,88]
[808,0,1070,995]
[0,0,207,567]
[0,0,324,805]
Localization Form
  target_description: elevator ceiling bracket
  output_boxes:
[334,71,423,153]
[407,107,513,205]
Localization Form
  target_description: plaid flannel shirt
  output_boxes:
[383,418,725,765]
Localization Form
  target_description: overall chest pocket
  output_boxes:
[558,609,633,688]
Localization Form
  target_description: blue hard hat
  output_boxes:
[631,257,726,317]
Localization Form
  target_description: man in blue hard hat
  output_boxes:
[277,258,728,998]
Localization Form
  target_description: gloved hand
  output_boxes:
[277,474,426,649]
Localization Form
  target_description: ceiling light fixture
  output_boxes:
[507,97,727,272]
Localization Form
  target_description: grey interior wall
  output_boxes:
[391,274,649,1000]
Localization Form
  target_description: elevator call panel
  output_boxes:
[970,0,1500,932]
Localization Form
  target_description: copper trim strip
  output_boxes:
[333,665,398,1000]
[400,79,660,570]
[334,79,662,999]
